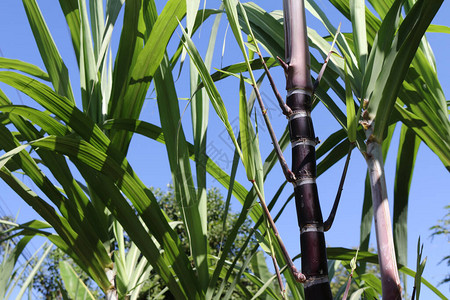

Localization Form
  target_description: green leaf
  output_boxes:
[359,273,382,295]
[367,0,444,139]
[250,251,274,300]
[413,237,427,300]
[427,24,450,33]
[77,167,188,299]
[0,144,29,170]
[223,0,259,86]
[15,242,53,300]
[316,128,347,159]
[393,126,420,269]
[394,103,450,170]
[327,245,447,299]
[212,68,253,84]
[22,0,74,102]
[132,0,186,78]
[101,119,249,204]
[154,54,208,294]
[317,138,350,177]
[240,3,284,58]
[59,260,96,300]
[345,63,357,143]
[0,58,49,81]
[0,118,113,288]
[180,22,242,160]
[363,0,403,102]
[88,0,105,60]
[0,167,111,291]
[306,0,362,91]
[0,236,32,299]
[30,135,200,298]
[108,0,142,121]
[79,0,102,122]
[189,10,222,293]
[57,0,81,63]
[0,105,69,136]
[350,0,368,71]
[97,0,124,68]
[208,57,276,84]
[111,0,187,135]
[357,173,372,275]
[239,74,255,181]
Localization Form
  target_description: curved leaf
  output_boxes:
[29,135,201,299]
[0,58,49,81]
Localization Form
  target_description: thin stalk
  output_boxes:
[266,217,287,298]
[283,0,333,298]
[238,3,295,184]
[251,84,296,183]
[365,139,402,299]
[252,181,306,283]
[257,51,292,117]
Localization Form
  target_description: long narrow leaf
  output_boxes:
[154,54,208,295]
[22,0,75,102]
[0,58,49,81]
[393,126,420,270]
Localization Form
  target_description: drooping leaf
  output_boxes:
[0,58,49,81]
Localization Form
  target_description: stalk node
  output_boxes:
[362,152,371,160]
[362,109,370,120]
[366,134,380,144]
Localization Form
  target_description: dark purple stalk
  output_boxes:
[283,0,333,298]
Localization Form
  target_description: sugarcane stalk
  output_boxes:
[105,267,118,300]
[365,137,402,299]
[234,3,307,284]
[283,0,333,298]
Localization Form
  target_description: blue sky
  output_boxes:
[0,0,448,298]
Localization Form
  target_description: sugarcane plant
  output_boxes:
[0,0,326,299]
[281,0,333,298]
[202,0,449,299]
[0,0,271,298]
[0,0,449,299]
[304,0,447,298]
[184,0,345,298]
